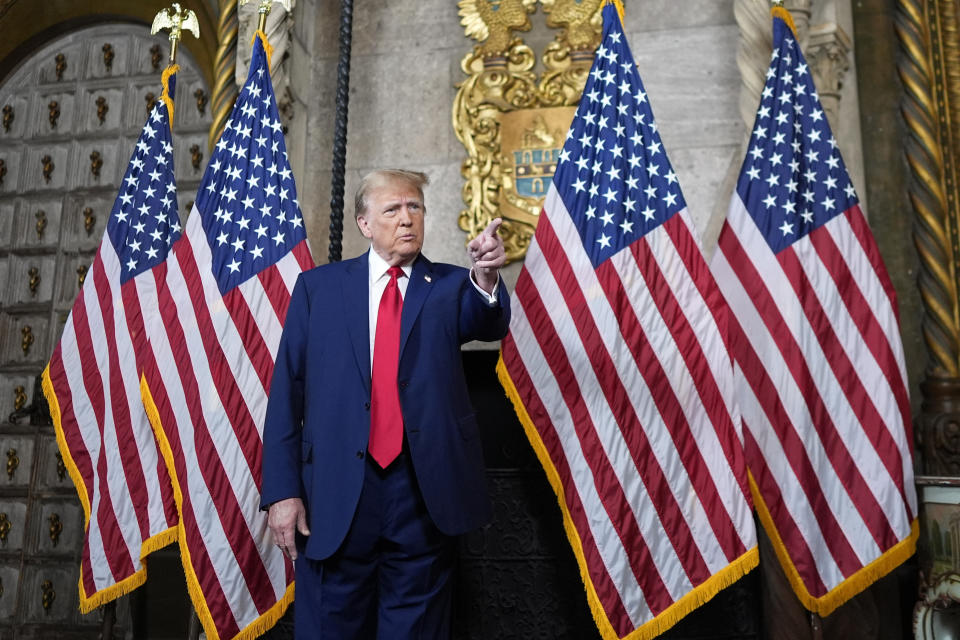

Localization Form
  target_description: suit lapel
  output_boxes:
[400,255,433,358]
[342,253,371,392]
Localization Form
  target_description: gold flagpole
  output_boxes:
[239,0,294,38]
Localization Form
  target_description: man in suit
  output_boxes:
[260,168,509,638]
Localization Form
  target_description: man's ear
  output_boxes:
[356,214,372,239]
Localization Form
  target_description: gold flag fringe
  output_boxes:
[497,355,758,640]
[771,6,799,39]
[42,365,176,613]
[141,376,294,640]
[253,29,274,70]
[748,472,918,617]
[160,64,180,130]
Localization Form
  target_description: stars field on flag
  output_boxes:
[553,20,685,268]
[197,65,306,294]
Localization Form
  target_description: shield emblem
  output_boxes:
[499,107,577,230]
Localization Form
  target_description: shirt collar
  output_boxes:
[367,247,414,283]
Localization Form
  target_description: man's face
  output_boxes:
[357,178,425,266]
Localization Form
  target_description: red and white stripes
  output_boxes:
[712,194,916,609]
[141,206,311,640]
[45,239,177,609]
[500,186,757,639]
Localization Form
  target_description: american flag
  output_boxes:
[497,4,758,638]
[710,10,917,615]
[140,34,313,640]
[42,68,180,609]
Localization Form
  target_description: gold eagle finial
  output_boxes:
[151,4,200,41]
[151,4,200,63]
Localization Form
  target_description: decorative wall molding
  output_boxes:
[807,21,851,129]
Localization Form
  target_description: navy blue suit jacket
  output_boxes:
[260,252,510,560]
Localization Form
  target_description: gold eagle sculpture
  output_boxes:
[458,0,537,58]
[150,3,200,41]
[541,0,604,51]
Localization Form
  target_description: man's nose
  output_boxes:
[398,207,412,225]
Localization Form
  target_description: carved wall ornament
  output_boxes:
[21,325,33,356]
[150,44,163,71]
[806,21,851,129]
[101,43,114,71]
[76,264,88,288]
[145,91,157,116]
[186,199,194,211]
[0,158,5,186]
[2,104,12,132]
[47,100,59,128]
[47,513,62,546]
[194,87,207,116]
[40,579,54,610]
[5,448,17,480]
[0,513,9,542]
[54,53,66,81]
[83,207,96,235]
[40,155,53,183]
[27,266,39,296]
[89,150,102,179]
[190,143,203,171]
[14,385,26,411]
[35,209,46,236]
[454,0,604,262]
[95,95,108,125]
[55,452,66,481]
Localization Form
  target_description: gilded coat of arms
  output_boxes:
[453,0,604,262]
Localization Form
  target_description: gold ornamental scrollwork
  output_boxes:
[454,0,604,262]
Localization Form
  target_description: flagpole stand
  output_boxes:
[100,600,117,640]
[808,611,823,640]
[187,610,201,640]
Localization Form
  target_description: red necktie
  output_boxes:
[369,265,405,467]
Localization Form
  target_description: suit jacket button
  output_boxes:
[364,401,370,410]
[356,450,364,459]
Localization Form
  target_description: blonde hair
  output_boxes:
[354,169,429,218]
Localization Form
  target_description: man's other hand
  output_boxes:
[468,217,505,294]
[267,497,310,561]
